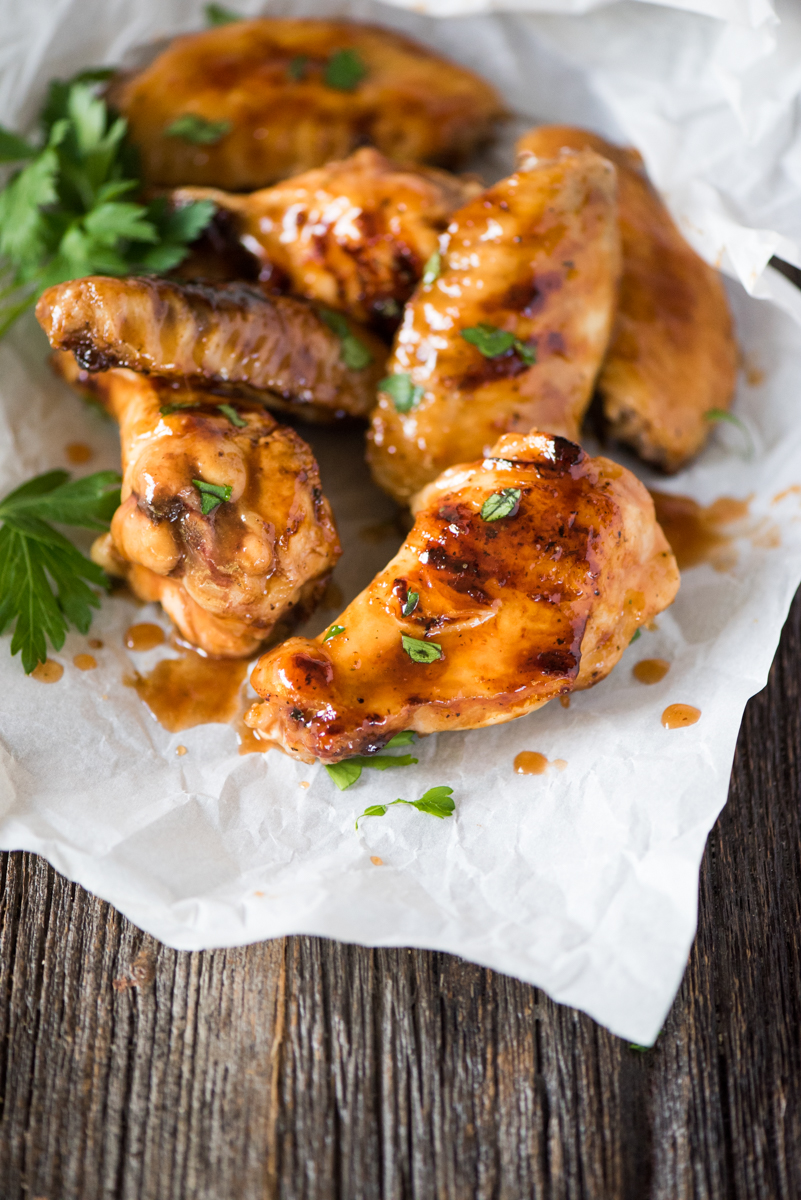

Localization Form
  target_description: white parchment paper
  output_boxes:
[1,0,801,1044]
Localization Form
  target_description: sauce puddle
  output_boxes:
[128,650,249,733]
[650,491,750,571]
[514,751,567,776]
[633,658,670,685]
[125,623,166,651]
[661,704,701,729]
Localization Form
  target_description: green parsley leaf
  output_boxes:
[160,403,192,417]
[205,2,241,24]
[324,49,368,91]
[421,251,441,286]
[630,628,642,643]
[385,731,416,747]
[165,114,232,145]
[326,751,419,791]
[401,590,419,617]
[461,323,536,366]
[704,408,754,459]
[480,487,522,522]
[629,1044,650,1052]
[401,634,443,664]
[355,785,455,828]
[380,373,423,414]
[217,403,247,427]
[318,306,372,370]
[323,624,345,641]
[193,478,233,515]
[0,127,36,164]
[287,56,308,82]
[0,469,121,673]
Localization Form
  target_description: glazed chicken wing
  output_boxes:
[176,148,481,331]
[54,353,340,658]
[367,150,621,504]
[109,19,504,190]
[245,431,679,762]
[36,276,387,423]
[518,126,738,472]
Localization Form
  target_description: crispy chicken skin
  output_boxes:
[109,19,505,190]
[53,352,340,658]
[518,126,738,472]
[245,431,679,762]
[36,276,387,423]
[176,148,481,330]
[367,150,621,504]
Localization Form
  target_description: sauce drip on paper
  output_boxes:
[650,491,750,571]
[514,752,567,776]
[125,623,166,652]
[32,659,63,683]
[128,650,249,733]
[633,658,670,685]
[661,704,701,729]
[73,653,97,671]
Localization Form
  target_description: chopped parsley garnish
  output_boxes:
[217,403,247,427]
[401,590,419,617]
[355,785,455,829]
[165,114,232,145]
[193,478,232,515]
[630,628,642,643]
[380,373,423,414]
[0,78,214,337]
[324,49,368,91]
[461,323,536,366]
[480,488,522,522]
[0,469,121,673]
[704,408,754,458]
[401,634,442,664]
[205,2,241,24]
[323,624,345,641]
[326,744,419,791]
[421,251,441,286]
[318,306,373,370]
[287,56,308,81]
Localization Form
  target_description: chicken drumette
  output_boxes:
[245,431,679,762]
[53,353,340,658]
[108,18,504,190]
[367,149,621,504]
[36,276,386,423]
[176,148,481,332]
[518,126,738,472]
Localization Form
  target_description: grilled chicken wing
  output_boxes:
[367,150,621,504]
[109,19,504,190]
[245,431,679,762]
[518,126,738,472]
[54,353,340,658]
[176,148,481,331]
[36,276,386,423]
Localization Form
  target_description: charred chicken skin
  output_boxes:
[108,19,505,190]
[367,150,621,504]
[518,126,738,472]
[245,431,679,762]
[176,148,481,331]
[54,353,341,658]
[36,276,386,423]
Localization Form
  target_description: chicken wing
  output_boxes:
[367,149,621,504]
[36,276,387,423]
[108,19,505,190]
[54,352,340,658]
[517,126,738,472]
[245,431,679,762]
[176,148,481,331]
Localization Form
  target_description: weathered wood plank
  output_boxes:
[1,587,801,1199]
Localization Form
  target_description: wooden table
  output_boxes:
[2,437,801,1197]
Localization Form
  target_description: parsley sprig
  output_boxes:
[0,469,121,673]
[380,372,423,414]
[326,731,418,790]
[462,323,536,366]
[318,306,373,370]
[355,785,455,829]
[0,77,214,337]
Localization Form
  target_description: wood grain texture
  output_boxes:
[1,596,800,1199]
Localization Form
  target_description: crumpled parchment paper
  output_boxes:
[1,0,800,1044]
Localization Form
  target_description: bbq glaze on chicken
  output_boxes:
[53,353,340,658]
[176,148,481,332]
[245,431,679,762]
[367,150,621,504]
[108,19,504,190]
[36,277,386,423]
[518,126,738,472]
